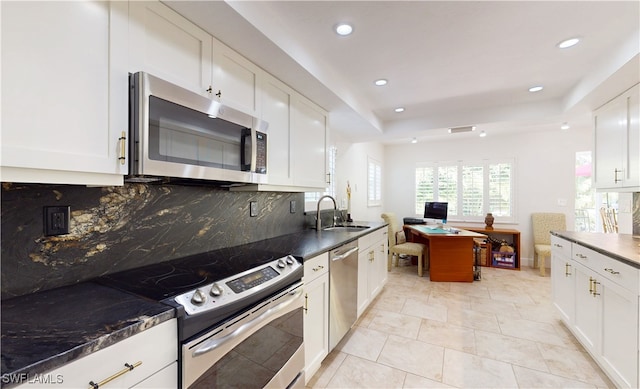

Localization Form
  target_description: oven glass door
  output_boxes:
[183,284,303,389]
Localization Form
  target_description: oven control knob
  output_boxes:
[286,256,295,265]
[191,289,206,305]
[277,259,286,268]
[210,283,223,297]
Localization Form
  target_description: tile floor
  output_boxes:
[306,262,615,389]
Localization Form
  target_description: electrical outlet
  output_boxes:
[44,206,70,236]
[250,201,258,217]
[290,200,296,214]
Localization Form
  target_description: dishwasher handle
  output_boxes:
[331,246,358,261]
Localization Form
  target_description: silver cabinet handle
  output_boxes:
[604,268,620,275]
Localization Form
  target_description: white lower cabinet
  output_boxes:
[15,319,177,389]
[357,229,388,317]
[553,239,639,388]
[302,252,329,384]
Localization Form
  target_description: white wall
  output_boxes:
[333,134,385,223]
[384,125,592,267]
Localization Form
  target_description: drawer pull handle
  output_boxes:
[554,243,563,248]
[565,263,571,276]
[592,280,601,297]
[312,265,324,272]
[589,277,594,294]
[604,268,620,275]
[575,253,587,259]
[88,361,142,389]
[304,293,308,313]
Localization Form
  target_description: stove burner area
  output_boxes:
[98,245,303,340]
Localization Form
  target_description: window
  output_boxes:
[368,157,382,207]
[415,159,515,222]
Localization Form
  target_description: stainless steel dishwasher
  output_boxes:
[329,239,359,350]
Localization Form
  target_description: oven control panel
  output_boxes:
[174,255,301,315]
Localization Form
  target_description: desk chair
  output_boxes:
[531,213,566,276]
[600,207,618,233]
[381,213,427,277]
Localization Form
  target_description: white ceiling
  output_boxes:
[164,0,640,144]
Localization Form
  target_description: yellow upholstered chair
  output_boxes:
[531,213,566,276]
[381,213,427,276]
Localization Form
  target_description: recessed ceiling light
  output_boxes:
[335,23,353,36]
[528,86,544,92]
[479,130,487,137]
[374,79,388,86]
[557,37,580,49]
[411,137,417,144]
[561,123,570,130]
[395,107,405,113]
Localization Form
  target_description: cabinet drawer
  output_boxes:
[358,228,385,252]
[595,254,639,293]
[573,243,639,293]
[304,252,329,283]
[17,319,178,388]
[572,243,605,270]
[551,235,571,258]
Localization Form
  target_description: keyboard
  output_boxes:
[403,217,426,225]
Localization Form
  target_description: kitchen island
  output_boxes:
[551,231,640,388]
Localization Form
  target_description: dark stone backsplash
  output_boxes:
[1,182,305,299]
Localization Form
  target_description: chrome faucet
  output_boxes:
[316,195,338,230]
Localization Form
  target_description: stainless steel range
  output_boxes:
[100,246,304,389]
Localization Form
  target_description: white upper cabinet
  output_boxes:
[291,95,329,190]
[262,74,294,186]
[129,1,212,97]
[1,1,128,186]
[594,83,640,191]
[212,38,263,117]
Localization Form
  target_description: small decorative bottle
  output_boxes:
[484,213,494,228]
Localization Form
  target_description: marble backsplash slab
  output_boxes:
[1,183,305,299]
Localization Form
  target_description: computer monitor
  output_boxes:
[424,202,448,224]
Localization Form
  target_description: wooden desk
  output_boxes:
[456,227,521,270]
[404,225,486,282]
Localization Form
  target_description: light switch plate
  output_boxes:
[250,201,258,217]
[290,200,296,214]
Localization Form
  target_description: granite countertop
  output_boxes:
[551,231,640,268]
[0,282,175,387]
[249,221,388,260]
[0,221,386,386]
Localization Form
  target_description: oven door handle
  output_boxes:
[192,288,303,357]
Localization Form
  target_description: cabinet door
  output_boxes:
[212,38,262,116]
[623,84,639,187]
[129,1,212,96]
[600,279,638,388]
[291,95,328,189]
[572,262,602,353]
[357,249,372,317]
[303,272,329,384]
[262,75,293,185]
[1,1,128,185]
[370,234,388,299]
[550,252,574,325]
[594,96,625,189]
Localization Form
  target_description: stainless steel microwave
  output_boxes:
[128,72,268,184]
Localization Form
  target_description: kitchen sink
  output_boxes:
[322,225,371,232]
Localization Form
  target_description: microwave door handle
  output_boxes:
[192,288,302,357]
[240,129,252,172]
